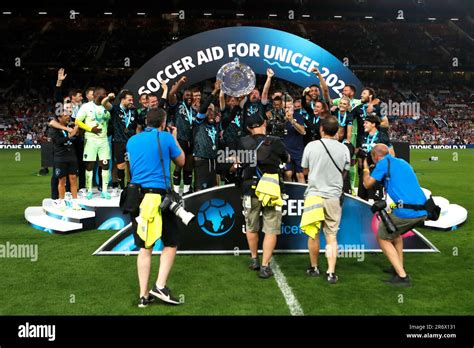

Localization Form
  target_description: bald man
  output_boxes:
[363,144,427,287]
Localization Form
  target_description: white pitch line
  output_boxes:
[272,258,304,316]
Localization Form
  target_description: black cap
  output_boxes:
[245,114,265,129]
[365,114,381,126]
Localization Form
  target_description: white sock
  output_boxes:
[183,184,190,193]
[173,185,180,194]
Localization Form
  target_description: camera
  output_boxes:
[267,110,288,138]
[371,200,397,234]
[357,149,368,159]
[160,189,195,226]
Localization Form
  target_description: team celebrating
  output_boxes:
[48,65,431,306]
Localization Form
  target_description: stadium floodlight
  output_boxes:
[137,12,146,16]
[2,11,12,15]
[334,15,342,19]
[203,13,212,16]
[428,17,436,21]
[302,14,310,18]
[450,18,459,21]
[104,12,112,15]
[38,12,47,15]
[269,14,277,17]
[236,13,244,17]
[365,16,373,19]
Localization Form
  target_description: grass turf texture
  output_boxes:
[0,149,472,315]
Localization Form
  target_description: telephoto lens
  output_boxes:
[371,200,397,234]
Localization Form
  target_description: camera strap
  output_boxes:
[156,131,170,190]
[319,139,343,174]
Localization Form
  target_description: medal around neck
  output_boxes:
[216,58,256,97]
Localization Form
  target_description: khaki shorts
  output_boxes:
[378,214,427,241]
[243,196,282,235]
[321,197,342,237]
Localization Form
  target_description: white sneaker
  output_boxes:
[111,188,119,197]
[53,199,67,211]
[71,200,82,211]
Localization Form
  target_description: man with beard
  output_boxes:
[192,88,201,112]
[240,68,274,128]
[219,91,242,151]
[169,76,195,195]
[301,68,330,113]
[192,81,222,191]
[102,89,144,193]
[353,88,389,171]
[330,84,361,112]
[75,87,111,199]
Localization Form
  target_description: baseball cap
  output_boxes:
[245,114,265,129]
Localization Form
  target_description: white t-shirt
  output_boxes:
[302,138,350,198]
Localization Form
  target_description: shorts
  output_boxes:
[83,137,111,162]
[178,139,193,156]
[131,192,180,249]
[243,195,282,235]
[54,161,78,178]
[284,154,303,173]
[378,214,427,241]
[321,197,342,237]
[193,157,217,190]
[113,141,127,164]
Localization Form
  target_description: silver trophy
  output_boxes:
[216,58,256,97]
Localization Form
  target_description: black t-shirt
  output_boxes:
[48,127,77,162]
[352,103,383,147]
[361,127,392,154]
[302,113,322,144]
[169,101,197,142]
[238,134,289,194]
[221,106,243,149]
[192,118,220,159]
[110,105,142,143]
[242,100,268,122]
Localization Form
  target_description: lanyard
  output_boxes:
[366,130,378,152]
[182,102,193,124]
[120,105,132,128]
[338,110,347,127]
[205,124,217,146]
[362,104,368,118]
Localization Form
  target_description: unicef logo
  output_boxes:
[197,199,235,237]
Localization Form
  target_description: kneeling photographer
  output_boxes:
[236,113,289,279]
[362,144,439,287]
[121,108,188,307]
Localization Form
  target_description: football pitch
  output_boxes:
[0,149,472,316]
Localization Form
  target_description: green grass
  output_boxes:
[0,149,472,315]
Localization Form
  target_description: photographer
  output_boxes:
[357,115,393,201]
[301,116,350,284]
[363,144,428,287]
[125,108,185,307]
[237,113,289,279]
